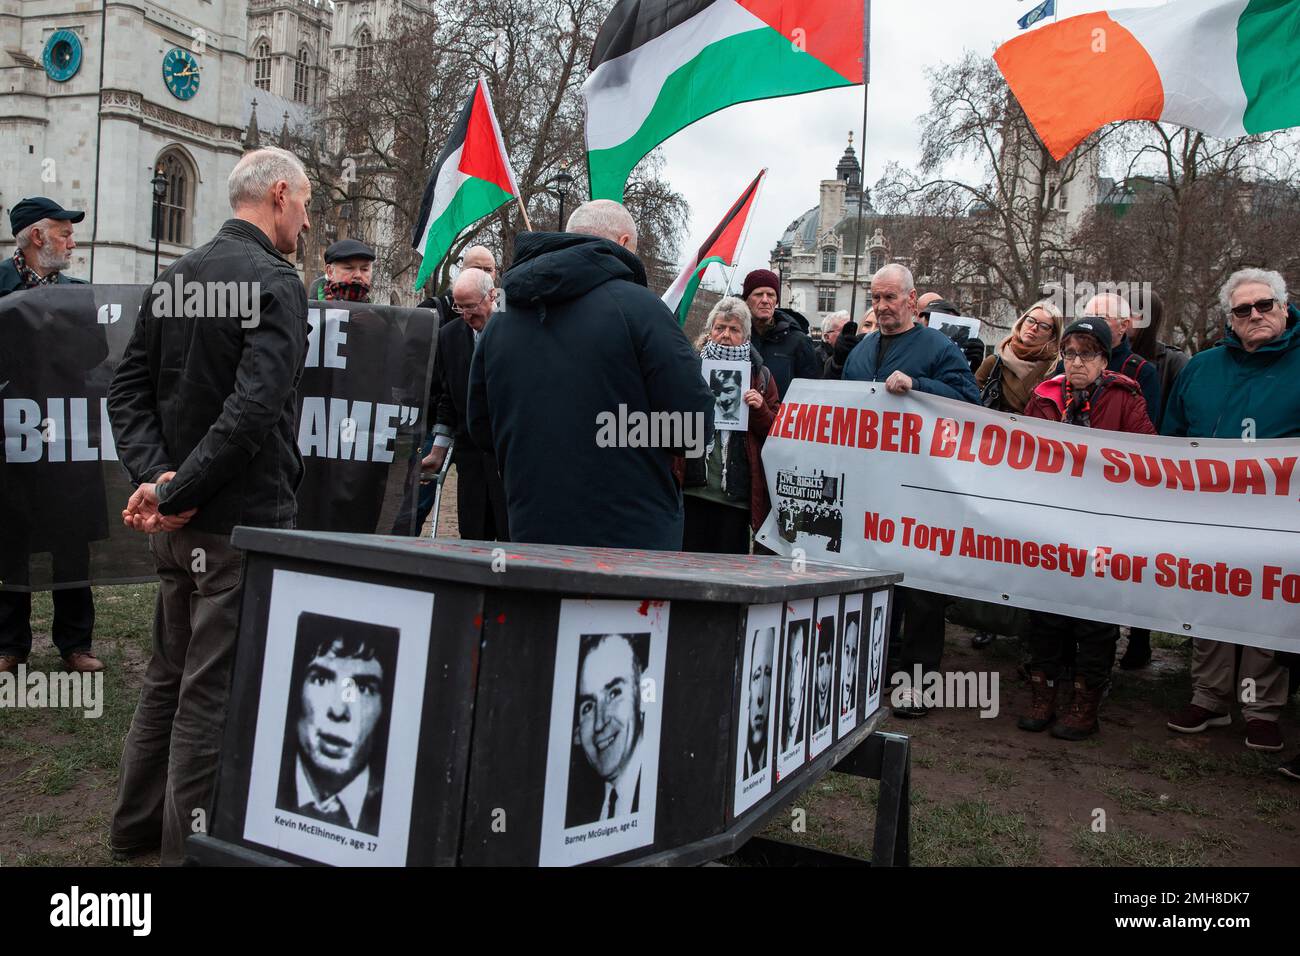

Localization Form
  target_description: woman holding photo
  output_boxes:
[678,297,780,554]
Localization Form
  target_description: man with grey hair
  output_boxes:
[467,199,713,549]
[842,262,978,717]
[0,197,106,676]
[1067,291,1163,427]
[565,198,637,248]
[417,243,497,327]
[817,311,849,365]
[423,267,508,540]
[107,146,312,864]
[0,196,84,294]
[1164,267,1299,762]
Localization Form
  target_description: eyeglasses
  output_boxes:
[1062,350,1103,363]
[1229,298,1277,319]
[451,291,489,315]
[1022,317,1055,333]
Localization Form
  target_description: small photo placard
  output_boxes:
[837,592,864,738]
[808,595,839,759]
[864,590,890,717]
[702,359,750,433]
[538,598,670,866]
[242,570,433,866]
[733,602,782,817]
[775,598,814,782]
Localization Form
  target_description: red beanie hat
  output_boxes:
[742,269,781,300]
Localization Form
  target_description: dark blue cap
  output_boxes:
[10,197,84,236]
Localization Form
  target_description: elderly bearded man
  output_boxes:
[0,197,104,676]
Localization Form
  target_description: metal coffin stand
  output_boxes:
[186,529,909,867]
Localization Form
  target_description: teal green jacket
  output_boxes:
[0,257,85,296]
[1161,304,1300,439]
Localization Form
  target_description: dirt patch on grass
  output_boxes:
[775,625,1300,866]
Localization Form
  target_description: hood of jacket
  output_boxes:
[502,231,646,311]
[1221,302,1300,356]
[758,308,800,343]
[1032,369,1141,413]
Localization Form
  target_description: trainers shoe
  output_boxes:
[891,687,929,719]
[0,654,26,674]
[1167,704,1232,734]
[1279,753,1300,782]
[63,651,105,673]
[1245,719,1284,752]
[971,631,995,649]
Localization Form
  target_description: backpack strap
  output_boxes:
[1120,353,1148,381]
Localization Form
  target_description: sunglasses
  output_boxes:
[1229,298,1277,319]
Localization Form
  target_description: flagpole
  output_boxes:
[847,0,872,324]
[722,167,767,297]
[515,194,534,232]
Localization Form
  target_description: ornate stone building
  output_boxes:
[1,0,425,290]
[1,0,249,282]
[770,135,1104,331]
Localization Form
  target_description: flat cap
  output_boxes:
[324,238,375,263]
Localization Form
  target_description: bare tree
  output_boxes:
[876,52,1112,332]
[1072,124,1300,351]
[295,0,686,303]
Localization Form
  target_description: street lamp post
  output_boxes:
[151,168,168,280]
[544,167,575,231]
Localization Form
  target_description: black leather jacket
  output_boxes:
[108,219,308,533]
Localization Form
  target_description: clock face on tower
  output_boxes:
[162,47,200,101]
[43,30,83,83]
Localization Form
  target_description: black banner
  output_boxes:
[0,285,435,590]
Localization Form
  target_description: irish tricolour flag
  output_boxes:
[584,0,866,201]
[411,78,519,290]
[995,0,1300,161]
[662,169,765,325]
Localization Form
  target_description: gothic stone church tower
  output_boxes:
[0,0,248,282]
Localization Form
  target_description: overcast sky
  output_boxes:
[657,0,1166,287]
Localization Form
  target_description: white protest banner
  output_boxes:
[756,380,1300,653]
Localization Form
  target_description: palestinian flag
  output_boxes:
[995,0,1300,161]
[662,169,765,325]
[584,0,866,201]
[411,78,519,290]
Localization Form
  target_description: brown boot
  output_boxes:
[1017,671,1056,732]
[0,654,25,674]
[1052,676,1101,740]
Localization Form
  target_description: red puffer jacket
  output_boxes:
[1024,371,1156,435]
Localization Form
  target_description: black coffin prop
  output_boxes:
[189,529,900,866]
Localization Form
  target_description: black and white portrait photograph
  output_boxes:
[243,570,432,867]
[865,591,890,716]
[933,314,982,345]
[701,358,750,432]
[274,613,398,836]
[808,596,838,758]
[733,603,781,817]
[540,599,669,867]
[776,598,813,780]
[837,593,864,738]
